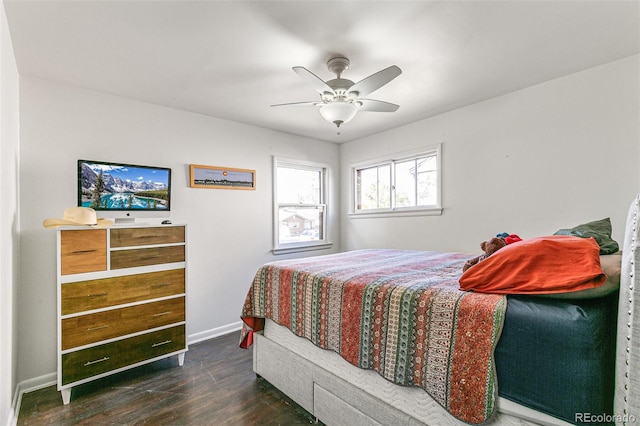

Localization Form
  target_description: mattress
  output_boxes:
[495,293,618,425]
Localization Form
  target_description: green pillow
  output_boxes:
[554,217,619,255]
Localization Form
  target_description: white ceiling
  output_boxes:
[4,1,640,143]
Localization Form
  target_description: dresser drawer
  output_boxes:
[110,245,185,270]
[61,269,185,315]
[62,325,186,385]
[60,230,107,275]
[110,226,185,248]
[61,297,185,350]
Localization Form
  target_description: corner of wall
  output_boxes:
[1,0,21,424]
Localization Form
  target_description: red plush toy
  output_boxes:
[462,237,507,272]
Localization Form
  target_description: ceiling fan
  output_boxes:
[272,56,402,130]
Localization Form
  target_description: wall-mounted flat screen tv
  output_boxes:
[78,160,171,212]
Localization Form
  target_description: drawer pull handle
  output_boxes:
[151,283,171,288]
[87,325,109,331]
[86,292,107,298]
[73,249,98,254]
[152,340,172,348]
[84,357,109,366]
[153,311,172,317]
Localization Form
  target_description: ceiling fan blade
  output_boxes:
[271,101,321,107]
[292,66,336,95]
[348,65,402,98]
[358,99,399,112]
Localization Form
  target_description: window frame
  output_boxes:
[349,144,443,218]
[272,157,332,254]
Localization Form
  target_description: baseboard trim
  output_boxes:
[5,403,15,426]
[9,323,242,424]
[188,321,243,345]
[9,372,57,426]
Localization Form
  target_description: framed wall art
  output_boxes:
[189,164,256,190]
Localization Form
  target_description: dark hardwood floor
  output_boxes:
[18,332,321,425]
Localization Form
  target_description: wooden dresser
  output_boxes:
[56,224,188,404]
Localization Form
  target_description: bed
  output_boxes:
[240,195,640,425]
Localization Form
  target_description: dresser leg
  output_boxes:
[178,352,185,366]
[61,388,71,405]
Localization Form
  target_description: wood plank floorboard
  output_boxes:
[18,333,322,425]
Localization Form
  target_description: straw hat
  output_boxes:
[43,207,113,228]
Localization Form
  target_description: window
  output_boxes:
[273,157,331,254]
[352,144,441,216]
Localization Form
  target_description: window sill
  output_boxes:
[348,207,443,219]
[272,242,334,255]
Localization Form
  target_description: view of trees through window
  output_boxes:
[356,164,390,210]
[355,152,438,212]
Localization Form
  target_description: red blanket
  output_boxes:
[241,249,506,424]
[459,236,606,294]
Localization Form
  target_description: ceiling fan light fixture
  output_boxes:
[319,101,358,128]
[275,56,402,131]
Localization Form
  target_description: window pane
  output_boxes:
[278,205,324,244]
[277,167,321,204]
[394,159,416,208]
[419,156,436,172]
[274,159,330,251]
[417,156,437,206]
[352,147,440,215]
[357,165,390,210]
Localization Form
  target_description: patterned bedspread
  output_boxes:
[240,249,506,424]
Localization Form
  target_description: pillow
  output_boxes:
[537,252,621,299]
[459,235,606,295]
[554,217,619,255]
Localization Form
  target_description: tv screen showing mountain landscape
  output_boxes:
[78,160,171,211]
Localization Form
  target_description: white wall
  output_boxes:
[341,55,640,254]
[17,77,340,384]
[0,1,19,423]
